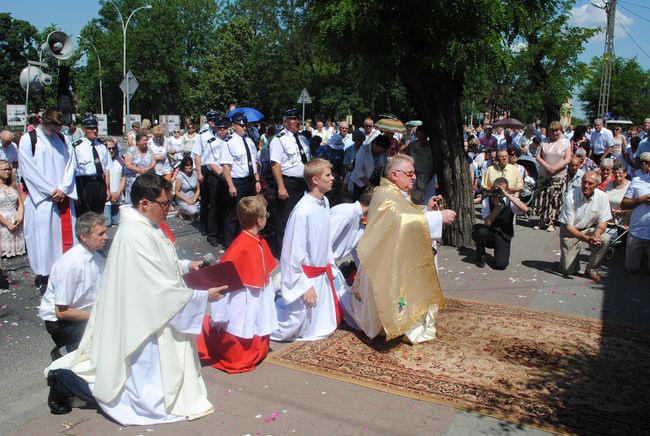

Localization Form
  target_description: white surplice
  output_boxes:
[341,208,443,343]
[48,206,213,426]
[329,201,364,264]
[272,193,340,341]
[18,127,77,275]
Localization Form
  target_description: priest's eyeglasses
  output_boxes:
[151,199,173,210]
[395,169,416,178]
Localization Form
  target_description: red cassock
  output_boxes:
[196,231,277,374]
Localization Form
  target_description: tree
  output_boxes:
[0,13,39,125]
[578,56,650,124]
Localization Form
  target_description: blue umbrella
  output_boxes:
[225,107,265,123]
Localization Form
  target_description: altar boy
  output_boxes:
[271,158,344,341]
[197,196,278,373]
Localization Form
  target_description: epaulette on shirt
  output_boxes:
[96,138,106,145]
[275,132,285,138]
[199,127,209,134]
[72,139,83,147]
[225,134,232,142]
[207,137,216,143]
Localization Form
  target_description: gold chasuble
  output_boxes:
[357,178,445,340]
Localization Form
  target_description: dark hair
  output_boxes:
[131,174,172,206]
[612,160,625,172]
[372,134,391,150]
[135,132,148,143]
[417,124,429,135]
[266,125,276,136]
[493,177,509,188]
[507,146,521,158]
[181,156,193,168]
[41,109,64,127]
[358,187,375,206]
[631,136,641,148]
[571,125,588,142]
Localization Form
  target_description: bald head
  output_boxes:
[0,130,13,144]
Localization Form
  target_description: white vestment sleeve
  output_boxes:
[18,135,55,204]
[281,208,314,304]
[178,259,192,274]
[58,142,78,198]
[424,210,443,241]
[169,290,208,335]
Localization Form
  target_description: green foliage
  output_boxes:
[578,56,650,124]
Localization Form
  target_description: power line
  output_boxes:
[617,3,650,23]
[616,22,650,61]
[618,1,650,11]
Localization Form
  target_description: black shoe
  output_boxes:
[0,270,8,289]
[475,256,486,268]
[207,237,220,247]
[50,346,63,361]
[47,370,71,415]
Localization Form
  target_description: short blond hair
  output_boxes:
[303,158,332,186]
[237,195,268,230]
[549,121,563,132]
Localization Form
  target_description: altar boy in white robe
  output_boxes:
[18,109,77,294]
[45,174,227,425]
[271,158,344,341]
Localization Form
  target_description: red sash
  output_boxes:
[301,264,343,326]
[58,200,73,253]
[160,222,176,244]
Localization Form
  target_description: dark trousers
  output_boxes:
[275,175,307,254]
[75,176,105,215]
[352,183,366,202]
[53,369,97,406]
[472,224,511,270]
[45,319,87,352]
[198,166,211,231]
[206,172,227,240]
[224,177,255,247]
[592,153,604,165]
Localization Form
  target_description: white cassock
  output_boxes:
[341,208,443,344]
[272,193,342,342]
[329,201,364,265]
[48,206,213,425]
[210,283,278,339]
[18,127,77,276]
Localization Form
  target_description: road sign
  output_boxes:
[119,70,139,99]
[297,88,312,104]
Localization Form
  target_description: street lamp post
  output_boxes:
[108,1,152,134]
[75,35,103,114]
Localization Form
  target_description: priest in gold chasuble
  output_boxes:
[340,154,456,344]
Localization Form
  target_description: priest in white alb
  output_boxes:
[45,174,227,425]
[18,109,77,293]
[340,154,456,344]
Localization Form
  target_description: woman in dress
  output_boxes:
[124,133,156,204]
[174,156,200,220]
[148,125,173,178]
[534,121,573,231]
[0,159,25,258]
[611,126,627,158]
[181,119,198,158]
[604,160,631,226]
[168,128,184,167]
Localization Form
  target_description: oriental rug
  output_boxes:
[267,298,650,435]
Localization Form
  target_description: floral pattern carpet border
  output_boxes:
[267,298,650,434]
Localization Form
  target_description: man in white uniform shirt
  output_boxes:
[192,110,221,238]
[72,116,110,215]
[201,115,230,246]
[46,174,226,422]
[18,109,77,294]
[221,112,262,247]
[39,212,107,360]
[269,108,312,255]
[558,171,612,282]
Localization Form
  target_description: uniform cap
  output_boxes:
[230,112,248,126]
[205,110,220,121]
[215,115,232,128]
[283,108,299,119]
[81,116,99,129]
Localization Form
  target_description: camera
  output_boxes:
[492,186,504,198]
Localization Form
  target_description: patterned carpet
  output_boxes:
[267,298,650,434]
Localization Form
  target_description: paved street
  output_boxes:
[0,211,646,436]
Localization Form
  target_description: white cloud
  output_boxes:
[569,3,633,28]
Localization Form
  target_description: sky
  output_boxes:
[4,0,650,119]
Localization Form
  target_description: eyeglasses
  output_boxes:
[107,147,117,151]
[395,169,416,177]
[217,126,229,130]
[262,211,270,219]
[151,199,173,210]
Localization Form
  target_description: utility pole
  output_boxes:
[593,0,616,119]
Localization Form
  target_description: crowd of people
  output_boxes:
[1,106,648,426]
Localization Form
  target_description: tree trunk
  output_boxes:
[398,65,475,247]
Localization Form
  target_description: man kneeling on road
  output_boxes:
[38,212,108,361]
[472,177,528,270]
[558,170,611,282]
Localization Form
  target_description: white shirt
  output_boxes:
[39,244,105,322]
[0,142,19,165]
[192,128,215,163]
[147,138,172,175]
[269,128,311,178]
[351,143,386,188]
[221,134,258,178]
[624,172,650,240]
[109,157,124,201]
[72,137,110,177]
[480,196,521,220]
[201,133,225,172]
[590,128,614,155]
[330,201,364,263]
[558,187,612,230]
[168,135,183,160]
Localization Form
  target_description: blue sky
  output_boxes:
[4,0,649,119]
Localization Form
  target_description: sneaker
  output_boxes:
[533,225,542,230]
[546,225,555,232]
